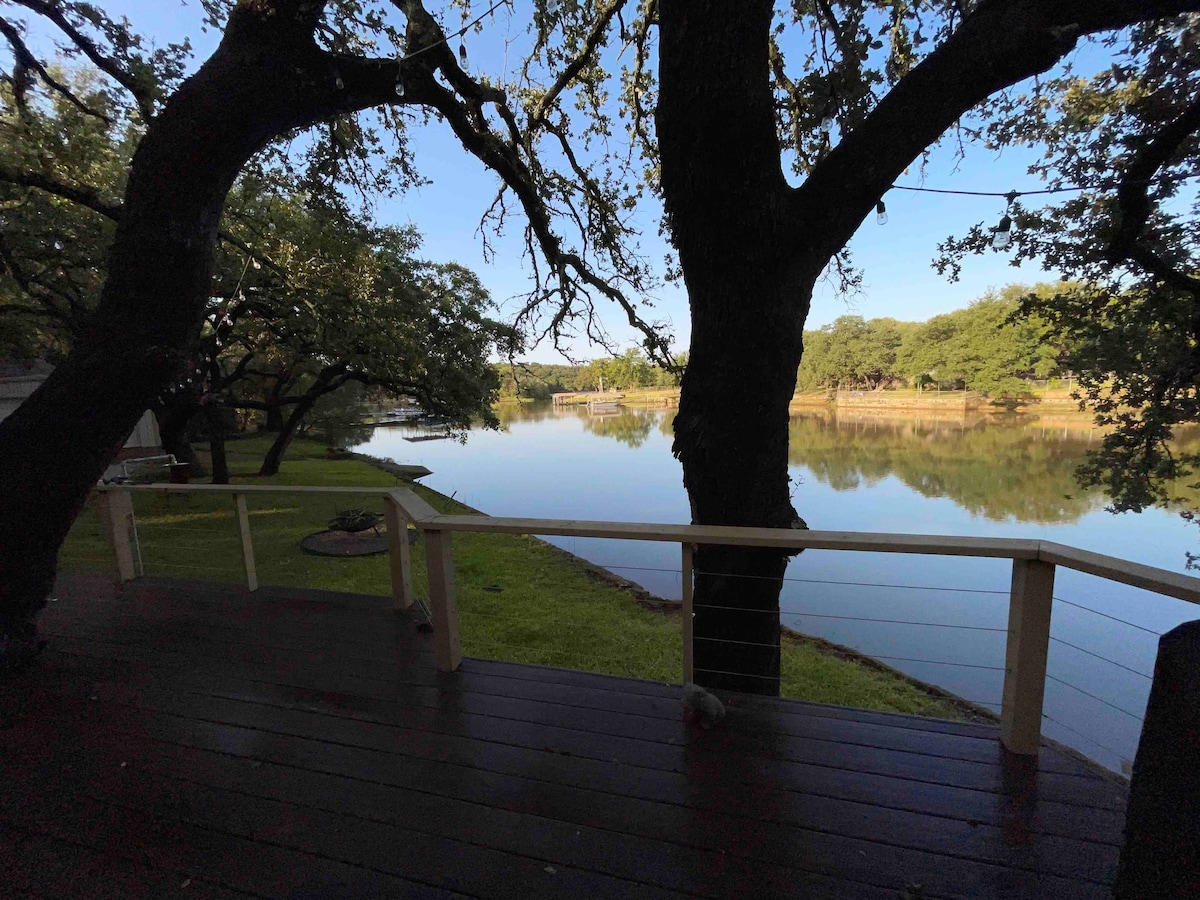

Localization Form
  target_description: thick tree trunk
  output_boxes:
[264,401,286,433]
[259,394,318,477]
[659,0,817,694]
[261,377,290,432]
[154,399,202,475]
[676,281,813,694]
[209,435,230,485]
[0,3,336,667]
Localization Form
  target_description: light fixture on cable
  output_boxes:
[992,191,1019,250]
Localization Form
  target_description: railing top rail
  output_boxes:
[385,491,1200,606]
[97,483,393,495]
[1039,542,1200,605]
[417,512,1044,559]
[100,482,1200,606]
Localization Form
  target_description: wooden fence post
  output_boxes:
[682,542,694,684]
[233,493,258,592]
[1115,620,1200,898]
[383,493,414,610]
[97,489,137,583]
[424,529,461,671]
[1000,558,1055,755]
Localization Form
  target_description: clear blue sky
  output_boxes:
[36,2,1107,360]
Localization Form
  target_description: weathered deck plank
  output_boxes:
[0,575,1127,898]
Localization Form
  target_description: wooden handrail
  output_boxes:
[97,483,393,495]
[96,482,1200,604]
[1039,541,1200,605]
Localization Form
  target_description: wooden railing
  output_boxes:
[91,482,1200,758]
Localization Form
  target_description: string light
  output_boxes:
[819,114,834,137]
[875,200,887,225]
[990,189,1018,249]
[991,214,1013,249]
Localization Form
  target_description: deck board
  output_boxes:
[1,575,1128,898]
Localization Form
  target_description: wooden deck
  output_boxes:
[1,576,1127,898]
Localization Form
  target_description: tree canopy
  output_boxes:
[0,70,515,477]
[935,15,1200,515]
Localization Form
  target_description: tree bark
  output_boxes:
[0,1,343,666]
[208,428,230,486]
[258,367,349,476]
[153,399,202,475]
[659,0,816,695]
[259,393,317,477]
[261,376,290,432]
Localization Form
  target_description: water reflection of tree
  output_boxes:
[581,409,659,448]
[492,400,557,429]
[787,412,1109,524]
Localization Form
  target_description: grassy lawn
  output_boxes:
[60,435,972,720]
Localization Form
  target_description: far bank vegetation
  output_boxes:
[498,283,1075,402]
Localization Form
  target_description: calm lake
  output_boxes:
[354,401,1200,772]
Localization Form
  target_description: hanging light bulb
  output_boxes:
[458,42,468,66]
[251,258,262,270]
[334,73,345,91]
[395,75,406,97]
[875,200,888,225]
[992,215,1013,250]
[819,114,834,137]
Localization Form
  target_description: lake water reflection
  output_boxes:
[355,401,1200,772]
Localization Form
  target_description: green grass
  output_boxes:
[60,435,973,720]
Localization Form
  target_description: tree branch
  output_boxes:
[0,162,122,220]
[9,0,156,120]
[0,15,113,123]
[531,0,627,127]
[1108,94,1200,296]
[791,0,1200,266]
[0,162,285,273]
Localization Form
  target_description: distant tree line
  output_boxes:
[795,284,1067,397]
[497,349,687,400]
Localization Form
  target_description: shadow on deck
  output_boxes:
[1,576,1127,898]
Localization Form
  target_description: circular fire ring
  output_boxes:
[300,525,417,557]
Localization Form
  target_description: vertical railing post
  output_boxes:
[233,493,258,592]
[1000,558,1055,755]
[681,542,694,684]
[383,493,414,610]
[97,488,137,583]
[424,528,461,671]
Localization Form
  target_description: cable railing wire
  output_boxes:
[1053,596,1163,636]
[693,635,782,649]
[1044,674,1146,721]
[688,565,1009,595]
[1048,635,1153,680]
[692,601,1006,633]
[865,654,1006,671]
[582,561,1010,596]
[1042,711,1131,763]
